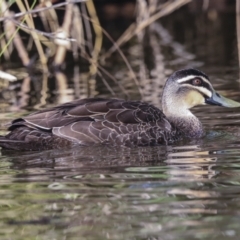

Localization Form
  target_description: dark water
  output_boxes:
[1,4,240,240]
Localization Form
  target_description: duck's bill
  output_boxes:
[205,91,240,108]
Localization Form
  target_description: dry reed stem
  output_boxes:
[1,0,30,65]
[71,5,84,61]
[97,70,116,96]
[0,31,11,60]
[78,13,141,96]
[148,0,158,14]
[16,0,47,70]
[11,19,57,57]
[80,48,127,96]
[236,0,240,70]
[86,0,102,60]
[1,0,83,69]
[54,0,73,66]
[11,19,74,45]
[81,3,93,51]
[39,0,59,33]
[0,0,87,22]
[1,0,138,96]
[86,0,103,96]
[102,0,192,60]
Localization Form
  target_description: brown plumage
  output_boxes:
[1,68,239,151]
[0,98,174,150]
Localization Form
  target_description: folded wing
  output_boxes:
[4,98,173,147]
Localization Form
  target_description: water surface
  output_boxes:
[1,4,240,240]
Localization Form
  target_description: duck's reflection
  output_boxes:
[2,143,218,180]
[165,145,218,180]
[2,144,239,239]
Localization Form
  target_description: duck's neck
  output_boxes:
[163,106,203,139]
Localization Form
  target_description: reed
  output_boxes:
[0,0,194,97]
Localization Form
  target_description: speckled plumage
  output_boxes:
[0,98,178,150]
[1,68,239,151]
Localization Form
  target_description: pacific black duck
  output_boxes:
[0,68,239,151]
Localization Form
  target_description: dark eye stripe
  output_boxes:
[181,78,211,90]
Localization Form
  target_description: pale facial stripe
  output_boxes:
[176,75,210,84]
[176,75,213,98]
[180,84,212,98]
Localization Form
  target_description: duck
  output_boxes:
[0,68,239,151]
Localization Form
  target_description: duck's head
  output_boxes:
[162,68,240,118]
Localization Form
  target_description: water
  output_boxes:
[1,4,240,240]
[2,134,240,240]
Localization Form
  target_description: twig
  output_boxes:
[80,51,129,97]
[81,14,142,96]
[102,0,192,60]
[12,19,76,42]
[96,64,128,97]
[0,0,87,22]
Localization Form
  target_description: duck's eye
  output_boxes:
[192,78,202,86]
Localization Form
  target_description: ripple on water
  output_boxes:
[0,132,238,240]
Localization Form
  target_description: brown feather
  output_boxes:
[0,98,176,150]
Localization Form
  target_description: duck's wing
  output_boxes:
[10,98,169,128]
[7,98,173,146]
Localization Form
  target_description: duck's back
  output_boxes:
[0,98,174,150]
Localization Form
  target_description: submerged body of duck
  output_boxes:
[0,69,239,151]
